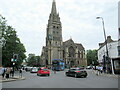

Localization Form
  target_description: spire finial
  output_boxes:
[70,36,72,39]
[51,0,57,14]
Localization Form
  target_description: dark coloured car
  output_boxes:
[65,68,87,78]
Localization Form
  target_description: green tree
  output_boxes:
[27,54,41,67]
[0,15,26,67]
[86,49,98,66]
[35,56,41,66]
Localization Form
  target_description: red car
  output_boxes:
[37,67,50,76]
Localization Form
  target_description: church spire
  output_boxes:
[51,0,57,14]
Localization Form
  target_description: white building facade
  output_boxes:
[98,36,119,74]
[98,41,118,62]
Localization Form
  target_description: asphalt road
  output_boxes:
[2,69,118,88]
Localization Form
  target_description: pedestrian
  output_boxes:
[5,67,11,79]
[54,68,56,74]
[10,68,12,77]
[2,67,6,78]
[10,68,14,77]
[98,66,103,75]
[103,67,106,73]
[0,66,4,78]
[109,67,112,74]
[96,66,100,76]
[12,69,14,77]
[19,68,22,77]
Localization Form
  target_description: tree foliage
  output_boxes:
[0,15,26,67]
[86,49,98,66]
[27,54,41,67]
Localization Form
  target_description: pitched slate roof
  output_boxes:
[63,39,85,50]
[75,43,84,50]
[99,36,117,49]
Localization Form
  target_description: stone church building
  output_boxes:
[40,0,87,68]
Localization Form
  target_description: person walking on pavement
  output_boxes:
[10,68,12,77]
[5,67,11,79]
[2,67,6,79]
[96,66,103,76]
[96,66,100,76]
[19,68,22,77]
[0,66,5,79]
[10,68,14,77]
[0,66,2,80]
[54,67,56,74]
[103,67,106,73]
[100,66,103,74]
[12,69,14,77]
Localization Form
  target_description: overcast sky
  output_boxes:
[0,0,119,57]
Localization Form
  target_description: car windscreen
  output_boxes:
[32,68,37,70]
[42,69,48,71]
[70,69,76,71]
[70,68,83,71]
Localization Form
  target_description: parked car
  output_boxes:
[30,67,38,73]
[92,66,98,70]
[65,67,87,78]
[37,67,50,76]
[86,66,92,69]
[79,66,85,69]
[25,66,33,72]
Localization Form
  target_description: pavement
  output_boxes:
[0,76,25,83]
[91,69,120,78]
[98,73,120,78]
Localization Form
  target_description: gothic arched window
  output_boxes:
[68,46,75,57]
[78,51,80,58]
[63,50,65,58]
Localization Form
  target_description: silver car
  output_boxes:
[30,67,38,73]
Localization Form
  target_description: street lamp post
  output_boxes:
[96,17,110,73]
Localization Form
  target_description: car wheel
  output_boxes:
[75,74,78,78]
[37,74,39,76]
[66,73,69,76]
[84,75,87,78]
[48,74,50,76]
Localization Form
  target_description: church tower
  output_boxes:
[41,0,87,68]
[46,0,63,65]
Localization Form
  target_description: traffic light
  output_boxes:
[13,54,18,61]
[14,55,17,59]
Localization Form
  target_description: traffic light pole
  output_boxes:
[12,54,18,77]
[13,62,15,77]
[12,32,16,77]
